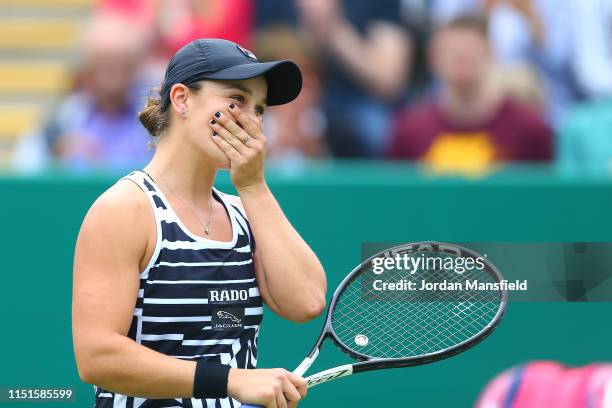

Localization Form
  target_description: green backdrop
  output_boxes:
[1,162,611,407]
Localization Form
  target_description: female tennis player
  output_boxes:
[72,38,327,408]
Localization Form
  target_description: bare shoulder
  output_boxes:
[73,179,153,352]
[87,179,149,224]
[77,178,152,253]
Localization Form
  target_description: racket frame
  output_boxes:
[297,242,508,387]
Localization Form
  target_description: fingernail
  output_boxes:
[229,103,235,109]
[210,119,216,125]
[214,112,221,118]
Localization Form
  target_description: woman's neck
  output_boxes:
[144,136,217,207]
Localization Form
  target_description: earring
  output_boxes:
[182,108,188,117]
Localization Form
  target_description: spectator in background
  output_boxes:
[296,0,412,158]
[258,0,412,158]
[12,14,152,172]
[253,25,329,165]
[98,0,254,57]
[571,0,612,100]
[97,0,255,109]
[486,0,579,126]
[387,17,552,174]
[431,0,579,126]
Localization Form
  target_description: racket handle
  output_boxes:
[293,356,315,377]
[240,356,315,407]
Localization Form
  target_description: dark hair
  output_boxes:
[138,81,203,138]
[438,15,489,39]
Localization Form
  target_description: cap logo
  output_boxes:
[237,45,258,60]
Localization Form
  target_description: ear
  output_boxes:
[169,83,190,117]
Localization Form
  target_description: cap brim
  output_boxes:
[204,60,302,106]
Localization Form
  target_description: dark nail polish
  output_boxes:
[210,119,216,125]
[229,103,235,109]
[214,111,221,118]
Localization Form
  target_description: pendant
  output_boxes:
[204,227,210,235]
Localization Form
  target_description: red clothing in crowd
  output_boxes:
[98,0,254,55]
[387,98,553,166]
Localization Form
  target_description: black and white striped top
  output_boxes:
[94,170,262,408]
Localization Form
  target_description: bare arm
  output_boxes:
[209,105,327,323]
[73,181,306,406]
[72,181,199,397]
[227,189,327,323]
[72,184,195,398]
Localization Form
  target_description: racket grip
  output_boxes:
[240,357,314,407]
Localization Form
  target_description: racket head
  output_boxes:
[321,242,507,371]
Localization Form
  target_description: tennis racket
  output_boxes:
[242,241,507,407]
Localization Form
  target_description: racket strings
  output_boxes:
[331,263,502,359]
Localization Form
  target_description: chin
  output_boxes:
[196,143,230,169]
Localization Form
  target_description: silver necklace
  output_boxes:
[148,168,214,236]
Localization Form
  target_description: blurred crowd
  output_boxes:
[12,0,612,175]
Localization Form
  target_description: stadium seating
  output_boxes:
[0,0,91,164]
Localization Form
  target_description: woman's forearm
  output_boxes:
[237,183,327,320]
[78,332,196,398]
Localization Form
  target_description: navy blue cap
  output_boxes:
[161,38,302,111]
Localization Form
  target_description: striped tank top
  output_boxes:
[94,170,262,408]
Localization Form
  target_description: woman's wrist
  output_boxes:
[226,368,245,399]
[236,180,269,197]
[193,360,231,399]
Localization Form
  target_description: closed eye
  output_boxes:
[230,94,265,116]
